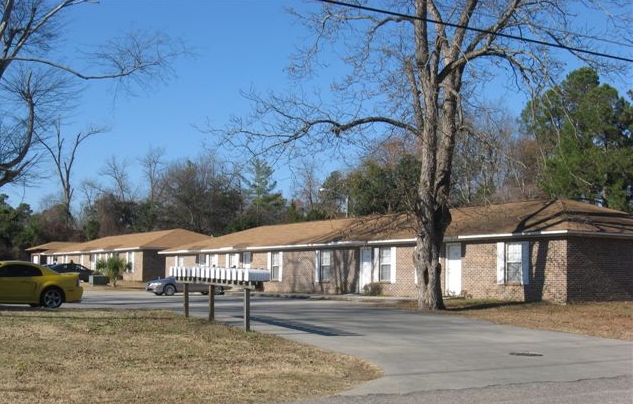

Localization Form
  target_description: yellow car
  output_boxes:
[0,261,83,308]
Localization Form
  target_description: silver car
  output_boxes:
[146,276,224,296]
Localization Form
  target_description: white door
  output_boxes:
[446,243,462,296]
[359,247,372,292]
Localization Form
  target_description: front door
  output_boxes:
[359,247,372,293]
[446,243,462,296]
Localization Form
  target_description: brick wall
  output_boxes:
[263,249,361,294]
[567,237,633,302]
[380,246,419,297]
[153,234,631,303]
[459,239,570,303]
[139,251,166,282]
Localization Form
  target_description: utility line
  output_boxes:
[317,0,633,63]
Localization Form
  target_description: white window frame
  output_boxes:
[497,241,530,285]
[373,247,397,284]
[210,254,219,267]
[126,251,135,273]
[175,255,184,267]
[227,253,239,268]
[316,250,333,282]
[268,252,283,281]
[243,252,252,269]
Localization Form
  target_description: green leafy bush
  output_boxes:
[95,256,130,288]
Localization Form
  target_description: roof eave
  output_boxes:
[159,229,632,254]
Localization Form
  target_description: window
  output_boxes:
[379,247,391,282]
[371,247,396,284]
[126,252,135,273]
[196,254,207,266]
[228,253,239,268]
[269,252,282,281]
[497,241,530,285]
[319,250,333,282]
[243,252,252,269]
[0,264,42,277]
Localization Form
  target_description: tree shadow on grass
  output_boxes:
[445,300,532,312]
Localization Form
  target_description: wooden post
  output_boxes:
[184,283,190,318]
[244,287,251,331]
[208,284,215,322]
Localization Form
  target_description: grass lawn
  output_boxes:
[441,300,632,341]
[0,309,380,404]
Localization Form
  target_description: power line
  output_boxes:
[317,0,633,63]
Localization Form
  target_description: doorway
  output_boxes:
[446,243,462,296]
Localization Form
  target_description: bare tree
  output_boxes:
[291,158,322,215]
[39,119,107,225]
[214,1,630,309]
[0,0,185,188]
[100,156,134,202]
[139,146,166,204]
[451,106,515,206]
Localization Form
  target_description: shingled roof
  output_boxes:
[447,199,633,237]
[25,241,77,253]
[52,229,213,254]
[162,199,633,253]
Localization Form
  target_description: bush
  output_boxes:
[363,283,382,296]
[95,256,130,288]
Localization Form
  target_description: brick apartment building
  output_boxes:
[161,199,633,303]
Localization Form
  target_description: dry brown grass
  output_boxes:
[0,309,380,404]
[425,300,632,341]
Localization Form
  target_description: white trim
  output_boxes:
[126,251,135,273]
[359,247,373,292]
[390,246,397,284]
[372,247,379,283]
[521,241,530,285]
[314,250,320,282]
[446,243,462,294]
[497,241,530,285]
[278,252,283,281]
[268,251,282,281]
[242,251,252,269]
[496,242,505,284]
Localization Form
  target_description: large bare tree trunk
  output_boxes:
[217,0,628,310]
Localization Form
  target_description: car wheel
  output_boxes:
[163,284,176,296]
[154,292,162,296]
[41,287,64,308]
[214,286,224,295]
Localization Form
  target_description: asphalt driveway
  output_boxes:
[79,291,632,401]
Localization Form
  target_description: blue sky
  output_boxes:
[7,0,320,210]
[3,0,631,212]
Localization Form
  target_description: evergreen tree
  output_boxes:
[521,67,633,211]
[234,158,286,229]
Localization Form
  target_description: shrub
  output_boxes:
[363,283,382,296]
[95,256,130,288]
